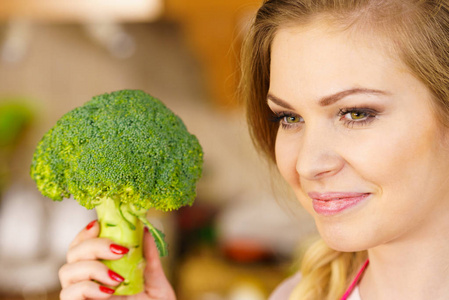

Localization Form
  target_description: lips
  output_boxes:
[308,192,371,216]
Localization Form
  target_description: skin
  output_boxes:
[58,220,176,300]
[269,22,449,299]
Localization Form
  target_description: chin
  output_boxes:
[317,224,373,252]
[325,240,368,252]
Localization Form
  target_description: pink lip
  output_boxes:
[308,192,370,216]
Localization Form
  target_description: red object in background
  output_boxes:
[177,203,217,231]
[222,238,274,263]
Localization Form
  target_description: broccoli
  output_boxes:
[30,90,203,295]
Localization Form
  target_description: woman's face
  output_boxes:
[269,23,449,251]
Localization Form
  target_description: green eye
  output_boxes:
[284,116,300,123]
[338,107,378,127]
[272,112,303,129]
[350,111,367,120]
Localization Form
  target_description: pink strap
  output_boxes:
[340,259,369,300]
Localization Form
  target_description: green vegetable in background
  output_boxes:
[0,100,34,194]
[30,90,203,295]
[0,101,34,147]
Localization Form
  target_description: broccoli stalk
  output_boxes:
[96,198,145,294]
[30,90,203,295]
[95,197,168,294]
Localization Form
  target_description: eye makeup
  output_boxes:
[270,111,304,129]
[337,107,380,128]
[269,105,382,130]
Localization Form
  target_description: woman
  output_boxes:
[58,0,449,299]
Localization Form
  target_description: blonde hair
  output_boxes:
[290,239,367,299]
[240,0,449,298]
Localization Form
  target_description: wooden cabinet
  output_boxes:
[165,0,261,108]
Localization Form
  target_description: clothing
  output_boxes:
[348,287,362,300]
[268,272,362,300]
[268,272,301,300]
[341,260,369,300]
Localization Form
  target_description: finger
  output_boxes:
[59,281,115,300]
[143,228,164,274]
[142,228,176,299]
[67,238,129,264]
[59,260,125,289]
[69,220,100,249]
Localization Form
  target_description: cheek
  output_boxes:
[275,136,315,213]
[343,121,441,195]
[274,133,299,186]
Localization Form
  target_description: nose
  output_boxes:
[295,126,344,181]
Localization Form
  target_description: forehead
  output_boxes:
[269,22,411,102]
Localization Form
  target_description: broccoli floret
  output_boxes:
[30,90,203,295]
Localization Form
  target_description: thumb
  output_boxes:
[142,228,176,299]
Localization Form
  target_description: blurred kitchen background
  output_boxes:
[0,1,317,299]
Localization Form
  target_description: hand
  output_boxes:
[59,220,176,300]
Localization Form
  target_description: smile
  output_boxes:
[308,192,371,216]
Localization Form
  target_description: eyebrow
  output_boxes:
[267,88,390,108]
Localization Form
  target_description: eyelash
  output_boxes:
[337,107,378,127]
[270,107,379,129]
[270,112,303,129]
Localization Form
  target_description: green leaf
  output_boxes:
[136,215,168,257]
[150,226,168,257]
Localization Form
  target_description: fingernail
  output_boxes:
[86,220,96,230]
[144,226,149,233]
[99,286,115,294]
[108,269,124,282]
[110,244,129,255]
